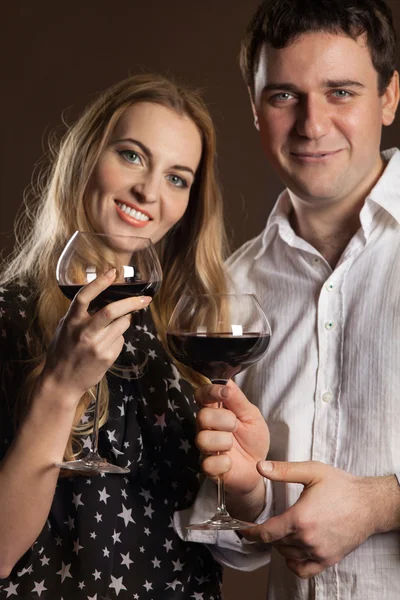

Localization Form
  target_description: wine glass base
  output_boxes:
[55,458,130,475]
[187,517,254,531]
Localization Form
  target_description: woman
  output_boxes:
[0,73,228,599]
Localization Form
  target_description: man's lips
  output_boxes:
[290,149,343,159]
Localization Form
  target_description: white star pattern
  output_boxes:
[98,487,110,504]
[72,493,84,509]
[163,539,173,552]
[143,581,153,591]
[64,515,75,531]
[56,562,72,583]
[107,429,117,443]
[166,579,182,591]
[3,582,19,597]
[144,504,155,519]
[0,286,221,599]
[139,488,153,502]
[173,558,184,571]
[154,413,167,430]
[109,575,127,596]
[73,538,83,554]
[120,551,134,569]
[112,529,122,544]
[118,504,136,527]
[31,580,47,597]
[180,439,191,453]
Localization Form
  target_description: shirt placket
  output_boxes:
[312,252,360,599]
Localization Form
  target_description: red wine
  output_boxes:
[60,281,161,311]
[166,332,270,381]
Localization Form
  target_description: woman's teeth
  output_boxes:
[116,201,150,222]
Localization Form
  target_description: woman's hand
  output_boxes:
[38,269,151,408]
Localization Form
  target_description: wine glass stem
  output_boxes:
[212,379,230,517]
[90,382,101,455]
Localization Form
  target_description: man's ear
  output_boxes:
[248,86,260,130]
[382,70,399,126]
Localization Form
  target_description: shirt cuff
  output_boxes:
[173,477,273,570]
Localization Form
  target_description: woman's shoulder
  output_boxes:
[0,280,37,358]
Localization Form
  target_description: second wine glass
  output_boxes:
[166,293,271,529]
[56,231,162,474]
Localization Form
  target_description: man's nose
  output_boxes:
[295,95,331,140]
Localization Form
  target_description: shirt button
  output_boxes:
[322,391,333,403]
[325,321,335,330]
[325,282,334,291]
[313,257,320,264]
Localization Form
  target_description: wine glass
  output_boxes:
[56,231,163,474]
[166,293,271,529]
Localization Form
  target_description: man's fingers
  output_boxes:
[196,430,233,454]
[241,512,294,544]
[257,460,325,486]
[275,544,310,561]
[201,454,231,479]
[286,559,325,579]
[197,406,237,432]
[195,380,260,422]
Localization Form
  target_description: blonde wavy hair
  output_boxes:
[0,73,229,461]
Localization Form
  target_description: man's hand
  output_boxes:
[195,381,270,520]
[242,460,400,579]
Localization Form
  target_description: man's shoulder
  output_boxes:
[227,230,266,269]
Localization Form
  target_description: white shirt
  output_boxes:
[174,148,400,599]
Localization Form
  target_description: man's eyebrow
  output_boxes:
[324,79,365,89]
[262,79,365,93]
[114,137,195,177]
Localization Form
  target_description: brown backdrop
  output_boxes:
[2,2,400,598]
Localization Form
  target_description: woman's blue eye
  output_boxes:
[167,174,188,188]
[120,150,142,164]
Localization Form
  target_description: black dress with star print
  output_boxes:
[0,284,222,600]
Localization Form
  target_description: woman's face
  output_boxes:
[85,102,203,244]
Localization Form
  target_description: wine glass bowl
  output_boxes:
[166,293,271,529]
[56,231,163,474]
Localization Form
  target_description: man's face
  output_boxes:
[251,32,398,209]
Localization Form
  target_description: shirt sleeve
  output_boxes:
[173,477,273,571]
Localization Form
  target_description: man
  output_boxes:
[179,0,400,598]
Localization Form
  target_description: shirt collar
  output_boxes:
[366,148,400,225]
[256,147,400,259]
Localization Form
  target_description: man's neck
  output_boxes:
[289,197,364,269]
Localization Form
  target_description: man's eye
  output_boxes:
[119,150,142,164]
[273,93,294,101]
[332,90,352,98]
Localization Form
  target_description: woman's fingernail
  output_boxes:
[104,267,116,278]
[139,296,152,305]
[259,461,273,473]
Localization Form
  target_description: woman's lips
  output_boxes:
[114,200,152,228]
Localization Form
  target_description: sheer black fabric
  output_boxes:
[0,284,222,599]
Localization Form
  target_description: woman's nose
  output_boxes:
[130,173,159,204]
